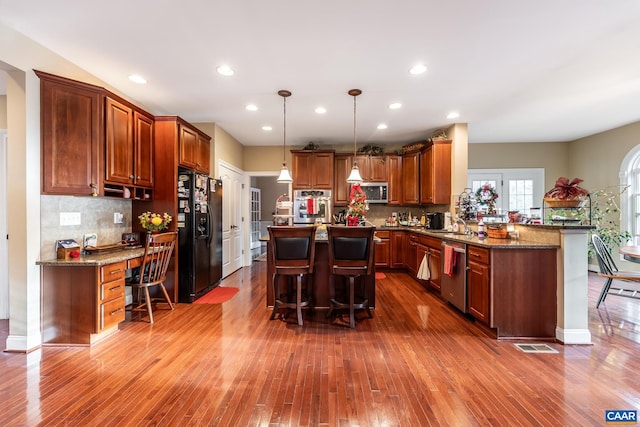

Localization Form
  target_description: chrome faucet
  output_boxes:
[453,216,473,236]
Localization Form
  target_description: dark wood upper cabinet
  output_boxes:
[333,153,352,206]
[291,150,334,190]
[420,140,451,204]
[386,155,402,205]
[105,97,134,185]
[38,70,104,196]
[133,111,154,188]
[402,151,420,205]
[179,123,210,174]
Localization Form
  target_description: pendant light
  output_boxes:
[276,90,293,183]
[346,89,363,184]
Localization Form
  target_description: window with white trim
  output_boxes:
[468,168,544,216]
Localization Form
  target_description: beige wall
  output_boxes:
[214,125,244,175]
[570,122,640,193]
[468,141,571,193]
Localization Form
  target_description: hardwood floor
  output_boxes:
[1,264,639,426]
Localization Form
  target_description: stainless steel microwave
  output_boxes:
[360,182,388,203]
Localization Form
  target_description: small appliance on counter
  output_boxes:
[426,212,444,230]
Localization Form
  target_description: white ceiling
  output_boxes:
[2,0,640,147]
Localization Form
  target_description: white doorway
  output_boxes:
[0,129,7,319]
[219,161,244,278]
[468,168,545,216]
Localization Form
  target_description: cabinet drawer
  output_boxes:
[100,278,125,303]
[468,245,490,264]
[100,261,126,283]
[375,230,390,239]
[100,296,125,331]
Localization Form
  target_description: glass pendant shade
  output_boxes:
[276,90,293,184]
[277,163,293,183]
[347,163,363,183]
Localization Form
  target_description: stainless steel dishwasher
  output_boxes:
[440,240,468,313]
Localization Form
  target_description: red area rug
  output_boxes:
[193,286,239,304]
[375,272,386,279]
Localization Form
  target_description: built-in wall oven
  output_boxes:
[293,189,332,224]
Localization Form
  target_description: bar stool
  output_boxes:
[268,226,316,326]
[326,226,375,328]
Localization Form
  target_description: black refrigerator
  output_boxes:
[177,168,223,303]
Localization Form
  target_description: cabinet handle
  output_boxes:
[109,307,124,316]
[109,269,124,274]
[129,174,135,179]
[470,253,480,257]
[136,176,141,180]
[109,285,123,292]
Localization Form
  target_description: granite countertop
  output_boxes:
[37,247,146,266]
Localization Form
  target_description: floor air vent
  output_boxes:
[514,343,559,354]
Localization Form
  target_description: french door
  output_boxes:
[468,168,544,216]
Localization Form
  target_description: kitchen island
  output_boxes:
[262,231,376,310]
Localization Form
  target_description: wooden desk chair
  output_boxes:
[326,226,375,328]
[592,234,640,308]
[268,226,316,326]
[128,231,177,323]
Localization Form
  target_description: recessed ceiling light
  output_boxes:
[315,107,327,114]
[409,64,427,75]
[262,126,272,131]
[447,111,460,119]
[128,74,147,84]
[245,104,258,111]
[389,103,402,110]
[216,65,235,76]
[377,124,388,130]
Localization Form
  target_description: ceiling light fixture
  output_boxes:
[389,102,402,110]
[315,106,327,114]
[447,111,460,119]
[347,89,363,184]
[262,126,272,131]
[128,74,147,84]
[409,64,427,75]
[276,90,293,184]
[216,65,235,76]
[245,104,258,111]
[377,123,388,130]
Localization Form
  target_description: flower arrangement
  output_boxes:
[346,183,368,226]
[138,212,172,232]
[476,184,498,213]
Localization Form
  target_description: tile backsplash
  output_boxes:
[40,195,132,260]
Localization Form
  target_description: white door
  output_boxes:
[468,168,544,216]
[220,161,244,278]
[0,130,8,319]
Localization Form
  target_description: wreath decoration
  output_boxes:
[476,184,498,211]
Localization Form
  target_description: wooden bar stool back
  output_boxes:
[127,231,177,323]
[327,226,375,328]
[268,226,316,325]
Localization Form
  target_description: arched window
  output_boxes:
[620,145,640,245]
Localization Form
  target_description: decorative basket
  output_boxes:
[486,227,508,239]
[543,197,585,208]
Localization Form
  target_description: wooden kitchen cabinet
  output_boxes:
[104,96,154,198]
[405,233,419,275]
[387,155,403,205]
[374,230,390,268]
[467,245,490,324]
[357,154,387,182]
[98,261,127,332]
[402,151,420,204]
[334,153,352,206]
[37,70,104,196]
[179,123,210,174]
[422,236,442,291]
[420,140,452,204]
[390,230,404,268]
[292,150,334,189]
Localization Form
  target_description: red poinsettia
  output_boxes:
[544,177,589,200]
